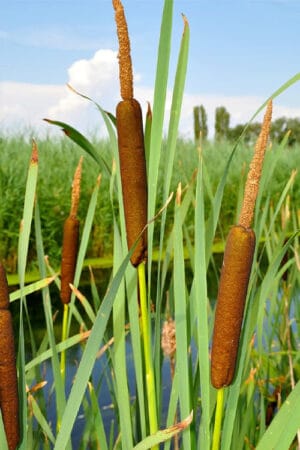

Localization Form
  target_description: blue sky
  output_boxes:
[1,0,300,138]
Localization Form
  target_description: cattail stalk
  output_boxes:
[138,263,158,439]
[60,157,82,386]
[113,0,157,444]
[211,101,272,449]
[60,157,82,305]
[0,263,20,450]
[113,0,148,268]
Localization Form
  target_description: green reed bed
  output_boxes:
[1,135,299,276]
[0,0,300,449]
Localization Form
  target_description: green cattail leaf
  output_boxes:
[87,383,108,450]
[147,0,173,269]
[34,200,70,449]
[173,189,193,448]
[17,141,39,449]
[112,219,133,449]
[25,331,92,372]
[194,155,211,449]
[9,276,56,302]
[133,411,193,450]
[43,118,111,174]
[153,14,190,399]
[28,394,55,444]
[256,380,300,450]
[54,248,133,450]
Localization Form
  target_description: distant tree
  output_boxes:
[215,106,230,141]
[193,106,200,143]
[199,105,208,141]
[286,118,300,145]
[193,105,208,143]
[270,117,288,143]
[270,117,300,146]
[227,122,261,144]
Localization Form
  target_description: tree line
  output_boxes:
[193,105,300,145]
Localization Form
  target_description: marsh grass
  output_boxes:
[0,0,300,448]
[1,135,299,274]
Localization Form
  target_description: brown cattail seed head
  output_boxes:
[116,98,148,266]
[211,225,256,388]
[60,216,80,304]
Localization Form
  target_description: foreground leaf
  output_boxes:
[43,118,110,174]
[133,412,193,450]
[256,380,300,450]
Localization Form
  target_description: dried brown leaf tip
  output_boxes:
[239,100,273,228]
[176,183,182,206]
[31,139,38,164]
[146,101,152,120]
[112,0,133,100]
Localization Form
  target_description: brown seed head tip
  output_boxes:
[112,0,133,100]
[112,0,122,12]
[31,139,38,164]
[71,157,83,218]
[239,100,273,228]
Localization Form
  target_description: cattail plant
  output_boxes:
[0,263,19,450]
[211,100,272,449]
[112,0,158,443]
[60,157,83,382]
[112,0,148,268]
[60,157,82,305]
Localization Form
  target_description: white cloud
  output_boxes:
[0,82,65,134]
[1,48,300,140]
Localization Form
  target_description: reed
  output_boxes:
[60,157,82,305]
[113,0,148,268]
[60,157,82,385]
[112,0,158,444]
[211,100,273,449]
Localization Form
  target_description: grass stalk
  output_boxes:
[60,304,69,384]
[212,388,225,450]
[137,262,158,445]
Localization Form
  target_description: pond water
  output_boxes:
[36,331,175,449]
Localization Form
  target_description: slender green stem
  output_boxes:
[212,388,225,450]
[138,262,158,447]
[60,303,69,385]
[57,303,69,432]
